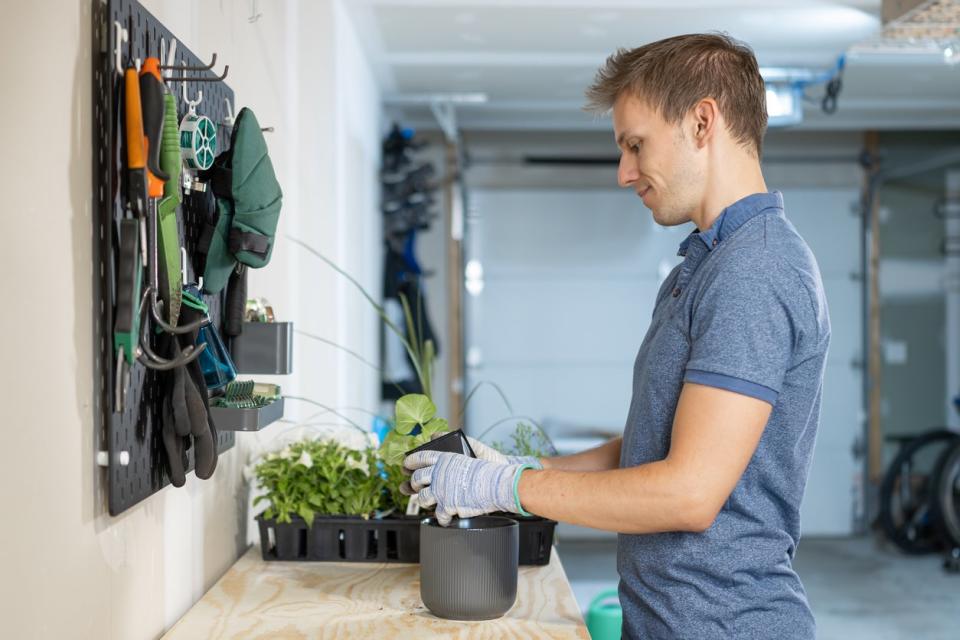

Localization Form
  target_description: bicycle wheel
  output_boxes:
[934,439,960,548]
[879,429,960,554]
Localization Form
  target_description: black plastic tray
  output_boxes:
[257,513,557,565]
[210,397,284,432]
[513,515,557,566]
[258,514,421,562]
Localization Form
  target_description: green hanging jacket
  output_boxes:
[199,107,282,294]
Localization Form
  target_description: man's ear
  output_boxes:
[691,98,719,148]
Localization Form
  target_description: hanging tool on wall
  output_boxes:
[114,36,149,412]
[156,94,222,482]
[178,85,217,172]
[158,90,183,327]
[136,56,207,369]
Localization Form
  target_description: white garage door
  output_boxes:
[464,186,862,536]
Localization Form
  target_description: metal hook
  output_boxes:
[149,291,208,335]
[160,52,217,71]
[163,65,229,83]
[135,289,207,369]
[113,21,128,75]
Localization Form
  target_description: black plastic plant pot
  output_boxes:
[405,429,477,458]
[420,516,519,621]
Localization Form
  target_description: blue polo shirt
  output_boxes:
[617,191,830,639]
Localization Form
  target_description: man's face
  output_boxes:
[612,93,704,227]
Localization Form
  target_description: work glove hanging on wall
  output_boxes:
[401,452,537,526]
[159,289,219,486]
[197,107,282,295]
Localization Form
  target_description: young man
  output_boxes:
[403,33,830,639]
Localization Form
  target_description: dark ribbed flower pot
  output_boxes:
[419,516,519,620]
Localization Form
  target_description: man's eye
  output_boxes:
[631,144,641,153]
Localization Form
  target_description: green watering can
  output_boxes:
[586,588,622,640]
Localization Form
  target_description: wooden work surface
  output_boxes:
[163,546,590,639]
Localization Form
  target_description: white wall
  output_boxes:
[0,1,381,638]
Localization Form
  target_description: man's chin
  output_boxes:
[650,208,687,227]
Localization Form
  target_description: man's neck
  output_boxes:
[691,156,768,232]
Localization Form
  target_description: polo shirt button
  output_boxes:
[672,287,681,297]
[712,238,718,247]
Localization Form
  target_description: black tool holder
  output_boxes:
[93,0,237,515]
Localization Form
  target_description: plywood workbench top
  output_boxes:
[162,546,590,639]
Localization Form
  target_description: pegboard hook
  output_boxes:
[224,98,236,126]
[113,21,128,75]
[181,66,203,114]
[160,52,218,72]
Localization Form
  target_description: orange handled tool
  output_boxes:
[139,57,170,198]
[124,66,147,215]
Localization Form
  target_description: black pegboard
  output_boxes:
[93,0,236,515]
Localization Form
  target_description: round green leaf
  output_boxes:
[395,394,435,434]
[422,417,449,437]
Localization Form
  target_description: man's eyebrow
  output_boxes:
[616,132,640,148]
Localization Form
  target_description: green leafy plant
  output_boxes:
[491,421,556,458]
[254,438,384,526]
[381,458,413,513]
[379,393,450,466]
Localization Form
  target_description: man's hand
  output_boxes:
[401,451,534,526]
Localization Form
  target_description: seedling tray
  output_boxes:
[258,514,421,562]
[513,515,557,566]
[257,512,557,565]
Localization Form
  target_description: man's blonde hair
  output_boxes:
[585,33,768,156]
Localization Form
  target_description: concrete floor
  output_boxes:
[561,536,960,639]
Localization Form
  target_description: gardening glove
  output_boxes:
[431,431,544,469]
[401,451,537,526]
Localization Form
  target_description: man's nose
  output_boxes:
[617,155,638,188]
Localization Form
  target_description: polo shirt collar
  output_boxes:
[677,191,784,257]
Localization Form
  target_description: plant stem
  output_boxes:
[397,291,430,396]
[295,329,407,397]
[474,414,557,454]
[282,396,369,435]
[460,380,514,419]
[285,234,430,396]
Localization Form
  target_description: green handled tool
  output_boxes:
[158,91,183,327]
[114,218,142,412]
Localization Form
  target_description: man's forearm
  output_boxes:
[540,436,622,472]
[517,460,712,534]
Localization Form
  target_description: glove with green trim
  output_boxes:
[401,451,537,526]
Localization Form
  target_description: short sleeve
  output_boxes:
[684,257,799,406]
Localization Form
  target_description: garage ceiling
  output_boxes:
[344,0,960,132]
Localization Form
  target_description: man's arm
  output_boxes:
[518,382,771,534]
[539,437,622,472]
